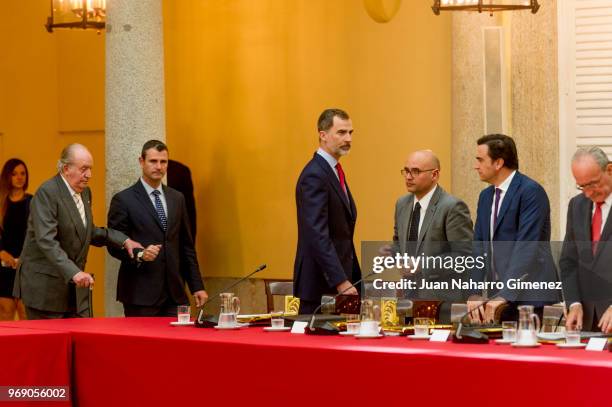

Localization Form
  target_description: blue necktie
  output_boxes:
[152,190,167,231]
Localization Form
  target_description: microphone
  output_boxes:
[453,297,493,343]
[307,271,377,334]
[454,273,528,343]
[195,264,267,327]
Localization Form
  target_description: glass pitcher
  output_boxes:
[218,293,240,327]
[516,305,540,345]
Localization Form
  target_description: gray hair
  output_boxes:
[57,143,87,173]
[572,146,610,170]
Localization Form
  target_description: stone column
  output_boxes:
[451,3,559,239]
[451,13,502,221]
[105,0,166,316]
[510,0,559,239]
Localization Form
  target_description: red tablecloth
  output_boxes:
[0,326,71,406]
[1,318,610,407]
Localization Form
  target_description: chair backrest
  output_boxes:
[264,280,294,313]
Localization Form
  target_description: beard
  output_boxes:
[335,145,351,156]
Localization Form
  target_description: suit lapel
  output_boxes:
[82,188,93,238]
[493,172,521,237]
[313,154,352,215]
[55,175,86,242]
[399,195,414,254]
[593,198,612,263]
[481,186,494,241]
[417,187,442,252]
[163,185,175,230]
[346,184,357,221]
[133,181,166,233]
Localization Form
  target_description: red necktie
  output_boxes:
[335,163,347,195]
[592,202,604,255]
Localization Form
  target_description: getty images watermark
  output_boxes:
[361,241,564,298]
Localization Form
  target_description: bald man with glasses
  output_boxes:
[387,150,473,322]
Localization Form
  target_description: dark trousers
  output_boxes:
[123,300,185,317]
[25,285,82,319]
[298,299,321,315]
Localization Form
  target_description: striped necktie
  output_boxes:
[73,193,87,227]
[152,190,168,231]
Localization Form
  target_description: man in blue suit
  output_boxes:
[293,109,361,314]
[469,134,558,322]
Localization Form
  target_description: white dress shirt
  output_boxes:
[140,178,168,218]
[490,170,517,239]
[414,185,438,235]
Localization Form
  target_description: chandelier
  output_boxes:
[432,0,540,15]
[46,0,106,33]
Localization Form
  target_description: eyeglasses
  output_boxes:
[576,175,603,191]
[400,168,436,178]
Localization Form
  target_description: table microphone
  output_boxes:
[453,298,493,343]
[195,264,267,327]
[454,273,528,343]
[307,271,377,334]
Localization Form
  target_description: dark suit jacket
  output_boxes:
[392,186,473,310]
[559,194,612,330]
[293,153,361,302]
[473,172,559,302]
[14,174,127,314]
[107,180,204,307]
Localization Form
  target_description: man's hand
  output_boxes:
[336,280,358,295]
[566,303,583,331]
[0,250,17,269]
[72,271,95,288]
[597,306,612,334]
[123,239,144,258]
[142,244,162,262]
[193,290,209,307]
[484,297,506,324]
[467,297,485,324]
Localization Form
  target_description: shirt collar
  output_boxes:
[60,174,78,197]
[414,184,437,209]
[496,170,517,193]
[316,148,338,170]
[140,177,164,196]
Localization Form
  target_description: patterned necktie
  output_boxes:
[335,163,348,196]
[592,201,604,255]
[152,190,168,231]
[73,193,87,227]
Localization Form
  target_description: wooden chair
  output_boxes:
[264,280,293,313]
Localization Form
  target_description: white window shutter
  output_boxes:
[559,0,612,233]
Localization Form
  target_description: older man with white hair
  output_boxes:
[14,143,143,319]
[560,146,612,333]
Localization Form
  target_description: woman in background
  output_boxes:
[0,159,31,320]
